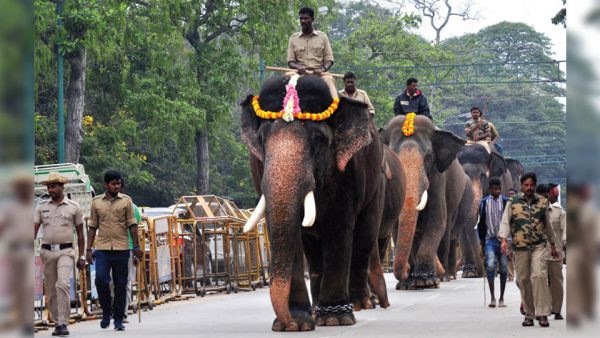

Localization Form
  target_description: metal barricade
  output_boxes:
[231,225,262,291]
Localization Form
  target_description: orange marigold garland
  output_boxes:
[402,112,416,136]
[252,96,340,121]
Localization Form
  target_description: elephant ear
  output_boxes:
[330,97,372,172]
[432,130,466,172]
[240,94,264,162]
[379,127,390,145]
[490,152,507,178]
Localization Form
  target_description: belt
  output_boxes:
[41,243,72,251]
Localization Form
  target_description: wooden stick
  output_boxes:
[265,66,344,79]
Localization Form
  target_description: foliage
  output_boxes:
[34,0,565,208]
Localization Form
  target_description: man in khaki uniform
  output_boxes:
[537,183,566,320]
[499,172,558,328]
[86,170,142,331]
[287,7,337,99]
[34,173,85,337]
[338,72,375,117]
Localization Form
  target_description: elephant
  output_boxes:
[457,144,513,197]
[456,144,516,278]
[240,75,386,331]
[381,115,472,289]
[367,144,405,306]
[505,158,525,191]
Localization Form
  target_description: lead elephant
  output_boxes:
[241,75,386,331]
[381,115,469,289]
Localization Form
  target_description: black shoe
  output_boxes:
[114,321,126,331]
[100,316,111,329]
[52,324,70,336]
[522,318,534,327]
[555,313,564,320]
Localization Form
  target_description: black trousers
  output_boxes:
[95,250,130,322]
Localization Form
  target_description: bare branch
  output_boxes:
[408,0,478,42]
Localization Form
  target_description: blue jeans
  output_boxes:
[94,250,130,322]
[484,238,508,282]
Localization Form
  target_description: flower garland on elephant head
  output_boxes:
[252,74,340,122]
[402,112,416,136]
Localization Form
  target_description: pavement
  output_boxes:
[35,272,567,338]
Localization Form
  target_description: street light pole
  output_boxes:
[57,0,64,163]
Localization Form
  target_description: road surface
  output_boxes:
[35,272,567,337]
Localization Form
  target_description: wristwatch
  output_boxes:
[79,255,86,260]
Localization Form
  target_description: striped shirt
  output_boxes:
[485,195,504,239]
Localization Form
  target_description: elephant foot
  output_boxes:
[315,304,355,326]
[461,264,481,278]
[271,308,315,332]
[439,274,450,282]
[352,296,374,311]
[396,279,413,290]
[413,270,439,289]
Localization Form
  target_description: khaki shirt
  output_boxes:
[488,121,500,142]
[338,88,375,115]
[545,202,566,261]
[465,118,491,142]
[89,193,136,250]
[34,198,83,245]
[287,30,334,69]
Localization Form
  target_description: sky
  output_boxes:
[377,0,567,60]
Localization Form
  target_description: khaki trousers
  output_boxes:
[284,72,338,99]
[546,260,564,314]
[508,256,515,280]
[514,245,552,319]
[40,248,74,326]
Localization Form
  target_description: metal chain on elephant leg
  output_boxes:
[462,263,477,272]
[314,304,354,317]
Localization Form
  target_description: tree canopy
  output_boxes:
[34,0,566,207]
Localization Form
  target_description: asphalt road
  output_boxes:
[35,271,567,338]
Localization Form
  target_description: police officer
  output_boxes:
[34,172,85,336]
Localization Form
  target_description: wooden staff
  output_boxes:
[265,66,344,79]
[137,258,142,323]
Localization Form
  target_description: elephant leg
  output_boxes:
[315,218,355,326]
[460,226,483,278]
[350,189,385,311]
[447,239,458,279]
[302,233,322,307]
[436,232,451,282]
[272,241,315,332]
[369,235,392,307]
[413,211,446,289]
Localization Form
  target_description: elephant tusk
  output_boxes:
[302,191,316,227]
[243,195,266,233]
[415,190,428,211]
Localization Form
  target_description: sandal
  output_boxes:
[489,300,496,308]
[498,300,506,307]
[522,318,534,327]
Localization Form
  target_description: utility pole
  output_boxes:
[57,0,65,163]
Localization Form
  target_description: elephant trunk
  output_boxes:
[393,146,428,281]
[263,129,313,329]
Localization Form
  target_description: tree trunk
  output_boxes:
[195,124,210,194]
[65,48,86,164]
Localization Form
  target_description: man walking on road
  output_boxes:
[86,170,143,331]
[477,177,509,308]
[537,183,566,320]
[499,172,559,328]
[34,173,86,336]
